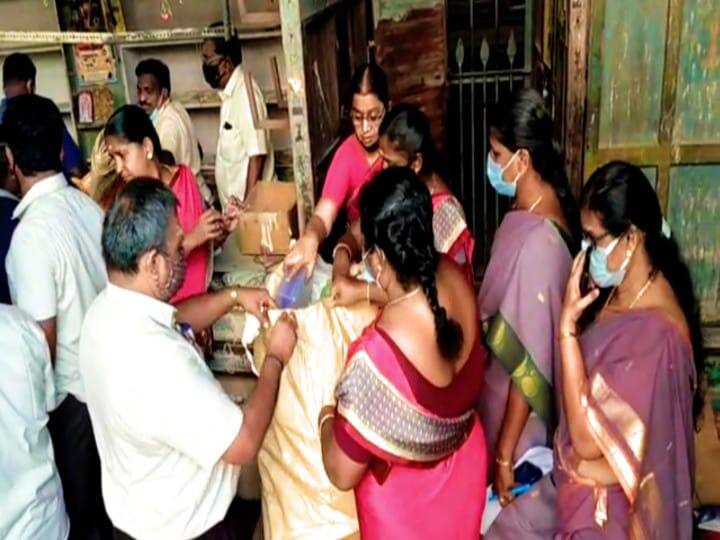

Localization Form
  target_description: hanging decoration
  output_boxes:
[160,0,183,22]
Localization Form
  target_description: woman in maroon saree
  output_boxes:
[476,90,580,531]
[553,161,701,538]
[319,167,487,539]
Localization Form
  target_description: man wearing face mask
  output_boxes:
[80,178,298,539]
[201,29,275,207]
[135,58,212,204]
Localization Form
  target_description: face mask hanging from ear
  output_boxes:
[487,151,522,197]
[158,253,187,302]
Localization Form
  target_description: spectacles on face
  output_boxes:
[350,108,385,127]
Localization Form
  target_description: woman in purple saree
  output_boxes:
[552,161,701,538]
[477,89,579,527]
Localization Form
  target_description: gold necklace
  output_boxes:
[528,194,544,213]
[604,273,656,312]
[385,287,422,309]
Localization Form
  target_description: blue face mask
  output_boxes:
[149,108,159,123]
[581,236,631,288]
[487,151,521,197]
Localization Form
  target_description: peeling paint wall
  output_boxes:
[374,0,442,23]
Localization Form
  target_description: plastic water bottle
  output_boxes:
[276,270,312,309]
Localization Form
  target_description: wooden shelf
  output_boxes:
[0,25,280,47]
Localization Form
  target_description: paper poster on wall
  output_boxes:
[74,44,116,85]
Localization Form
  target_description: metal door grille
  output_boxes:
[446,0,534,275]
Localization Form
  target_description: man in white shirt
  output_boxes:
[201,33,275,207]
[3,94,111,538]
[80,178,298,540]
[135,58,213,204]
[0,304,69,540]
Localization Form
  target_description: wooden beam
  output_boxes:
[279,0,314,232]
[564,0,590,194]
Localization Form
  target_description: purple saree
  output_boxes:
[553,310,695,539]
[478,210,574,469]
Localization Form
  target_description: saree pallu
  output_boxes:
[432,193,475,288]
[253,302,378,540]
[477,211,574,471]
[170,165,210,303]
[555,310,695,539]
[333,325,487,539]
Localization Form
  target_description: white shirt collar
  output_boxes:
[105,282,177,329]
[12,172,67,219]
[220,66,244,101]
[0,188,19,202]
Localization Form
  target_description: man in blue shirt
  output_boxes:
[1,53,87,180]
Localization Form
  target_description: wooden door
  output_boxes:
[583,0,720,323]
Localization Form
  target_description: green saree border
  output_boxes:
[484,312,555,428]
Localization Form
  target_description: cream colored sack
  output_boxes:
[253,301,377,540]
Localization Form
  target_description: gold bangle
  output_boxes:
[495,456,512,468]
[332,242,352,260]
[559,327,578,340]
[229,287,245,311]
[318,412,335,431]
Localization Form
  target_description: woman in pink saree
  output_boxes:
[498,162,701,539]
[285,64,389,279]
[104,105,236,303]
[476,90,580,536]
[319,168,487,539]
[329,105,476,308]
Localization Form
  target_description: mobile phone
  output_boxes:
[579,247,593,297]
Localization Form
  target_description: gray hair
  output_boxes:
[102,178,177,274]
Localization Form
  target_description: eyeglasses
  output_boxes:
[350,108,385,127]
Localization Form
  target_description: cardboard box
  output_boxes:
[237,182,297,255]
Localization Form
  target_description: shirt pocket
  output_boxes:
[218,121,244,163]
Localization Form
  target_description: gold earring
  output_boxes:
[147,152,153,160]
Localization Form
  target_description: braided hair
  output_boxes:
[489,88,581,243]
[360,167,463,361]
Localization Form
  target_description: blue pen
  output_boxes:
[489,483,532,502]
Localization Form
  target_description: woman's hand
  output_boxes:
[560,251,600,335]
[188,208,225,248]
[284,232,320,279]
[266,312,299,366]
[493,460,516,507]
[223,196,246,232]
[331,276,364,307]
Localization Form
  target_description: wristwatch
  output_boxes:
[228,287,245,311]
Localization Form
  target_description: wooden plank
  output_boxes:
[674,0,720,144]
[375,5,447,150]
[564,0,590,195]
[303,13,341,168]
[704,326,720,352]
[667,165,720,323]
[279,0,314,231]
[586,143,720,170]
[597,0,669,148]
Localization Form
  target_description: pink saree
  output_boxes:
[333,322,488,539]
[478,211,574,472]
[431,193,475,288]
[170,164,210,303]
[321,135,384,223]
[553,310,695,539]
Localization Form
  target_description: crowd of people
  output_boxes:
[0,30,703,540]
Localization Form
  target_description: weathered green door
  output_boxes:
[584,0,720,323]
